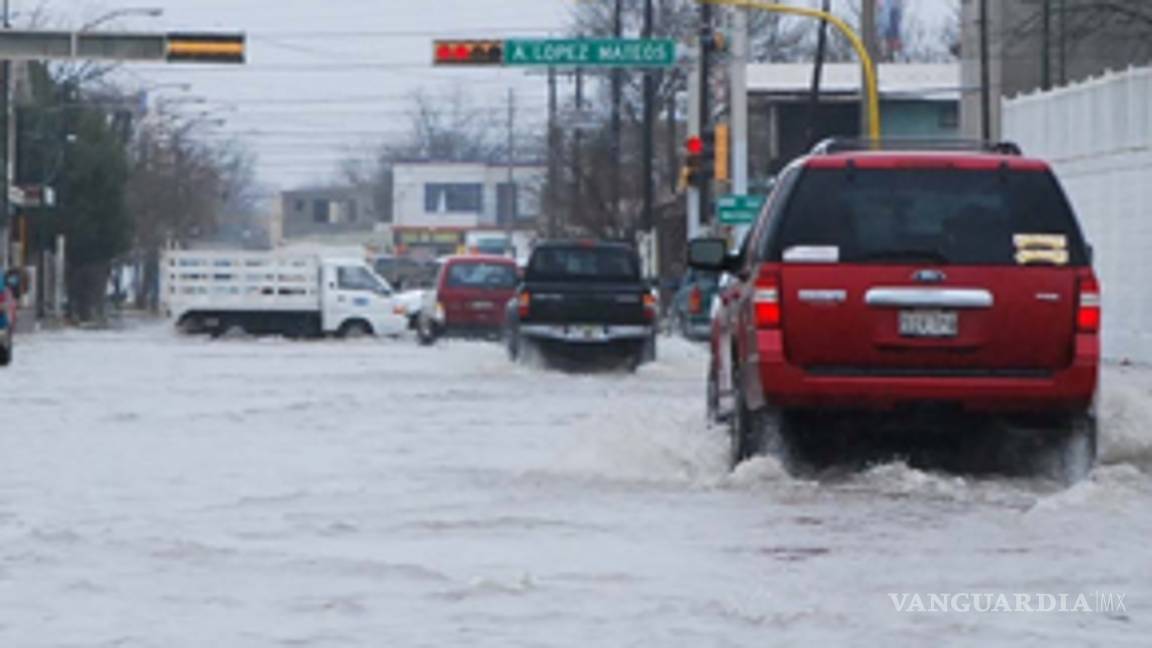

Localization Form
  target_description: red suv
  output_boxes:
[418,255,519,343]
[690,141,1100,480]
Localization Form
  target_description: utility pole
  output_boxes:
[506,88,516,243]
[860,0,878,137]
[698,1,713,232]
[806,0,832,148]
[731,5,749,199]
[1,0,10,270]
[573,66,584,234]
[641,0,656,234]
[1041,0,1052,90]
[547,67,559,238]
[687,57,701,240]
[610,0,623,235]
[979,0,992,141]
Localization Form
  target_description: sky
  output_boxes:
[20,1,954,198]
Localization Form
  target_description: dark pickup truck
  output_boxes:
[505,241,658,369]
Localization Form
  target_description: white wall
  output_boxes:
[1005,67,1152,363]
[392,163,545,230]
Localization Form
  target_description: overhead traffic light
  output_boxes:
[166,33,245,63]
[433,40,505,66]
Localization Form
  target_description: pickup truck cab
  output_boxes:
[506,241,657,369]
[417,255,518,343]
[691,140,1100,480]
[164,251,406,338]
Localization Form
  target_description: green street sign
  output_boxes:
[717,195,765,225]
[504,38,677,68]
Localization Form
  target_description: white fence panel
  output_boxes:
[1005,67,1152,364]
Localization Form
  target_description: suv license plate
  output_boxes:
[899,310,958,338]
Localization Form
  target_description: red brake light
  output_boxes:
[644,292,658,321]
[754,270,781,329]
[1077,276,1101,333]
[518,291,531,318]
[688,286,703,314]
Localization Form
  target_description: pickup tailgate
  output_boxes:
[524,281,649,325]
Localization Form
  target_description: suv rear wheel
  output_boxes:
[730,366,792,469]
[1044,412,1098,484]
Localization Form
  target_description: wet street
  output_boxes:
[0,326,1149,646]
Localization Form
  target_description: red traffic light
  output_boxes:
[685,135,704,156]
[434,40,505,66]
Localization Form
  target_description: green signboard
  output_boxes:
[504,38,677,68]
[717,195,765,225]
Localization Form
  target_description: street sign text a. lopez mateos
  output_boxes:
[504,39,676,68]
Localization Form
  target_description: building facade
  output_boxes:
[746,63,960,179]
[280,186,380,240]
[390,161,544,257]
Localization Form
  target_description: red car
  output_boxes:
[417,255,519,343]
[691,141,1100,480]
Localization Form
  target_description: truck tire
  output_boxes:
[338,320,374,339]
[0,345,11,367]
[416,315,439,346]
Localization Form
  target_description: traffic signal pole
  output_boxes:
[698,1,713,233]
[687,49,702,240]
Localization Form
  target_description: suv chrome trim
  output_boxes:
[865,288,994,309]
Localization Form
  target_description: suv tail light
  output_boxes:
[644,292,658,322]
[754,269,781,329]
[517,291,531,318]
[688,285,703,315]
[1077,275,1101,333]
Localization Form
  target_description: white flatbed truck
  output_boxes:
[162,250,407,338]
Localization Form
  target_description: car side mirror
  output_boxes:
[687,238,730,272]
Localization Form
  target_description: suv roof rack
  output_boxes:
[810,138,1023,157]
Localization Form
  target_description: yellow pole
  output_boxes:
[700,0,881,141]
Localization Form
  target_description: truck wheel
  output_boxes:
[707,367,721,424]
[338,320,374,339]
[416,315,439,346]
[0,345,11,367]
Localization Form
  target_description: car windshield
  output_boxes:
[445,261,517,289]
[527,246,640,282]
[770,168,1089,266]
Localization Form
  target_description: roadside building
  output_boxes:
[747,62,960,178]
[391,160,544,258]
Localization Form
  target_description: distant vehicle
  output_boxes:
[0,270,20,366]
[466,232,514,257]
[417,255,518,344]
[505,241,657,370]
[372,255,439,291]
[692,140,1101,480]
[668,268,720,341]
[163,250,407,338]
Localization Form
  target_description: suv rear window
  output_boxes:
[527,247,639,282]
[767,168,1089,266]
[445,262,517,289]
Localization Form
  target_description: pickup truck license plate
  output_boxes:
[899,310,958,338]
[470,301,495,311]
[574,325,604,340]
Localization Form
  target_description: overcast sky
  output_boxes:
[23,1,954,197]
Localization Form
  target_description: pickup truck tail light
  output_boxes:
[688,285,703,315]
[643,292,658,322]
[517,291,531,318]
[1077,275,1101,333]
[754,269,781,330]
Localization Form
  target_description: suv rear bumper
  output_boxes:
[750,331,1098,413]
